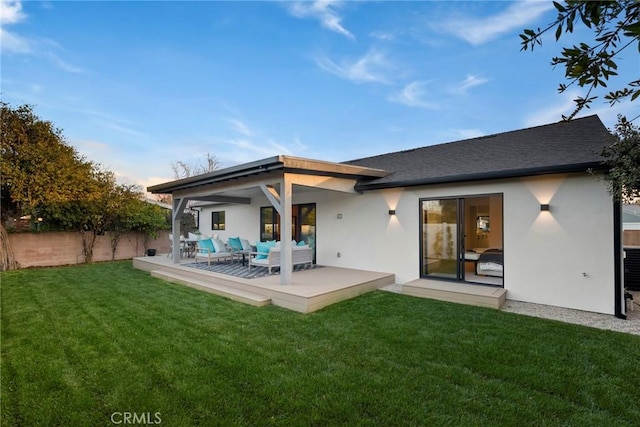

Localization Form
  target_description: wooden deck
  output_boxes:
[403,278,507,309]
[133,256,395,313]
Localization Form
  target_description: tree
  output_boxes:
[41,168,119,263]
[600,115,640,201]
[1,102,97,227]
[169,152,221,236]
[1,102,172,264]
[105,184,145,260]
[171,152,221,180]
[0,225,19,271]
[129,202,170,253]
[520,1,640,120]
[1,102,105,265]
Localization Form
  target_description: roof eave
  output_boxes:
[148,155,389,194]
[354,162,606,192]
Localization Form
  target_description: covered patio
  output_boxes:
[147,155,390,286]
[137,155,395,312]
[133,255,395,313]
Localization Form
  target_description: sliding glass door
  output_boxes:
[422,199,460,279]
[421,195,503,286]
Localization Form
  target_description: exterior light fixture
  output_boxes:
[540,204,550,212]
[388,209,396,216]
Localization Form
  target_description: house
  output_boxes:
[148,115,628,318]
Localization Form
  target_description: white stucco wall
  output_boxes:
[506,174,616,313]
[196,202,260,243]
[197,172,616,314]
[314,172,615,314]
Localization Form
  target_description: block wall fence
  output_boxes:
[5,230,171,269]
[625,230,640,247]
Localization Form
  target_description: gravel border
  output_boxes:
[381,285,640,336]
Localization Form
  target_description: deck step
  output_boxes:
[403,279,506,309]
[151,270,271,307]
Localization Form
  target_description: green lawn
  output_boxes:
[2,262,639,426]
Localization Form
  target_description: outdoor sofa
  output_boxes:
[194,238,234,265]
[248,244,313,274]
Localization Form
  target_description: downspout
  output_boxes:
[613,200,625,319]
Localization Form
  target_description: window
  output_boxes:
[211,211,225,230]
[260,204,316,263]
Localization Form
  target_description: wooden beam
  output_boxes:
[171,198,188,263]
[260,184,282,215]
[286,173,358,193]
[194,195,251,204]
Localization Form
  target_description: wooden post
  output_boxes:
[280,175,293,285]
[172,198,188,263]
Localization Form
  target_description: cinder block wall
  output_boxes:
[6,230,170,268]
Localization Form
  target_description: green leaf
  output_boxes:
[553,1,566,13]
[567,15,574,33]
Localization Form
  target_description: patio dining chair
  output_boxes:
[168,234,187,258]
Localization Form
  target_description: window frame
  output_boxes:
[211,210,226,231]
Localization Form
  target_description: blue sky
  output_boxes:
[1,1,637,191]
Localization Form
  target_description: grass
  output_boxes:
[2,262,639,426]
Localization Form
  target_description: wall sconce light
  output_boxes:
[540,204,550,212]
[388,209,396,216]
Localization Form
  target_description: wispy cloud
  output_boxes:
[523,89,635,129]
[315,49,393,84]
[452,74,489,95]
[46,52,84,73]
[0,0,84,72]
[388,81,439,109]
[97,121,149,139]
[226,118,254,137]
[523,90,580,127]
[0,0,30,53]
[287,0,354,39]
[450,128,485,140]
[227,138,291,157]
[0,27,30,53]
[370,30,395,41]
[437,1,553,45]
[0,0,25,25]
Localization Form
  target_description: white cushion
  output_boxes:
[240,239,252,251]
[212,238,227,253]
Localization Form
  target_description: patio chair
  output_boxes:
[167,234,187,258]
[227,237,253,265]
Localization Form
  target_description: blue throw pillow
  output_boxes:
[228,237,243,251]
[297,240,306,246]
[199,238,215,253]
[255,241,275,260]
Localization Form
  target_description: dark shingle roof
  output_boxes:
[346,115,612,191]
